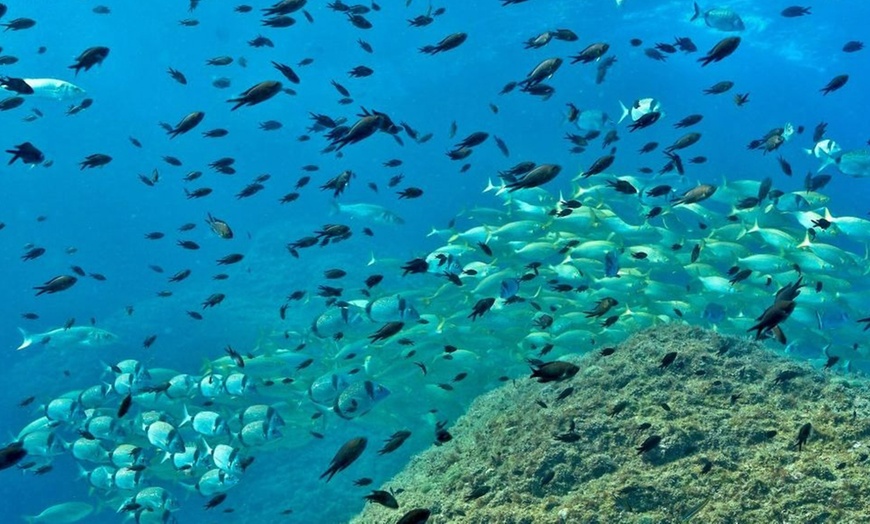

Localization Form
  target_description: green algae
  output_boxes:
[352,325,870,523]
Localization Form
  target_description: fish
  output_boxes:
[17,326,118,350]
[529,361,580,382]
[618,97,662,124]
[320,437,367,482]
[24,502,93,524]
[0,78,85,100]
[333,380,390,419]
[690,2,745,32]
[835,150,870,177]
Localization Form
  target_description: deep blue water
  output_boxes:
[1,1,869,523]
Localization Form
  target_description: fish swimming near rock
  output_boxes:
[0,78,86,100]
[17,326,118,351]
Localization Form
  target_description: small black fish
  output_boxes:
[363,490,399,509]
[659,352,677,368]
[204,493,227,510]
[117,393,132,418]
[796,422,812,451]
[637,434,662,454]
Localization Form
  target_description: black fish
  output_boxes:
[698,37,740,66]
[468,298,495,320]
[117,393,132,418]
[6,142,44,165]
[637,434,662,454]
[379,430,411,455]
[0,442,27,471]
[820,74,848,95]
[659,352,677,369]
[363,490,398,509]
[529,361,579,383]
[368,322,404,343]
[320,437,367,482]
[795,422,812,451]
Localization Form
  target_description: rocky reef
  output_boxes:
[352,325,870,523]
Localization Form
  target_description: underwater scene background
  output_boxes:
[1,1,870,523]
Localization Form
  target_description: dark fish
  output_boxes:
[747,300,796,339]
[795,422,812,451]
[0,442,27,471]
[703,80,733,94]
[363,490,398,509]
[396,509,431,524]
[570,42,609,64]
[843,41,863,53]
[659,352,677,369]
[204,493,227,510]
[781,6,811,17]
[820,74,848,95]
[227,81,282,110]
[637,435,662,454]
[420,32,467,54]
[117,394,132,418]
[468,298,495,320]
[379,430,411,455]
[167,67,187,84]
[69,46,110,75]
[368,322,404,343]
[698,37,740,66]
[777,156,792,176]
[6,142,44,165]
[674,114,703,128]
[580,154,614,178]
[34,275,77,296]
[529,361,579,383]
[320,437,367,482]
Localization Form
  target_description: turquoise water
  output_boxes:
[1,1,869,522]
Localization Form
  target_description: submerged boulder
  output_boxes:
[353,325,870,523]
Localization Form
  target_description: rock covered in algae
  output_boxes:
[352,325,870,523]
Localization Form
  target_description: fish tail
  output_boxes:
[690,2,701,21]
[617,100,629,124]
[16,328,32,350]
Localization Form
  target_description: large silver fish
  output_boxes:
[835,149,870,177]
[333,380,390,420]
[1,78,87,100]
[691,2,745,32]
[332,201,405,225]
[17,326,118,351]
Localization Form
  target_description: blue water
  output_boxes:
[1,1,869,522]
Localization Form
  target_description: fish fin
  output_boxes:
[690,1,701,21]
[823,207,835,224]
[798,230,813,249]
[817,155,836,172]
[180,405,192,428]
[200,437,213,457]
[329,199,340,216]
[747,219,761,234]
[367,251,377,266]
[617,100,629,124]
[16,328,33,351]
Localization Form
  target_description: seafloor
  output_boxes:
[352,325,870,524]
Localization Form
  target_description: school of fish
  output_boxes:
[1,1,868,523]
